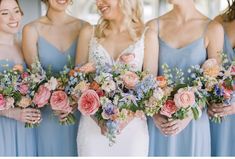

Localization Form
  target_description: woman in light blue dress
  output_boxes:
[22,0,88,156]
[209,1,235,156]
[0,0,40,156]
[146,0,224,156]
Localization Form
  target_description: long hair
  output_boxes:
[95,0,144,41]
[223,0,235,22]
[0,0,23,15]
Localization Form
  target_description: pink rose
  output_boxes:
[33,85,51,108]
[78,89,100,116]
[0,94,6,110]
[230,65,235,76]
[222,83,233,99]
[122,71,139,89]
[18,84,29,95]
[50,91,72,112]
[160,100,177,118]
[174,88,195,108]
[96,89,105,97]
[119,53,135,64]
[21,72,30,79]
[202,59,220,77]
[78,63,96,73]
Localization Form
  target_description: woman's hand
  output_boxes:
[3,108,41,124]
[208,103,235,118]
[160,116,192,136]
[152,113,168,134]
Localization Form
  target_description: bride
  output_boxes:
[75,0,158,156]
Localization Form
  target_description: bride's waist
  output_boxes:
[80,115,148,127]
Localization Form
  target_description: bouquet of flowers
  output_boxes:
[46,74,77,125]
[190,56,235,123]
[0,61,47,128]
[70,62,164,145]
[158,64,207,120]
[0,64,20,112]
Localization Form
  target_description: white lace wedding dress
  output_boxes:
[77,27,149,156]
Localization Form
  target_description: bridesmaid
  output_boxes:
[209,0,235,156]
[146,0,224,156]
[0,0,40,156]
[22,0,87,156]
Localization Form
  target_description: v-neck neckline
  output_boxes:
[39,36,76,55]
[93,37,141,62]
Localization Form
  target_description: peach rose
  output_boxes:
[78,89,100,116]
[17,96,32,108]
[0,94,6,110]
[50,91,72,113]
[18,84,29,95]
[174,88,195,108]
[156,76,168,88]
[78,63,96,73]
[202,59,220,77]
[69,69,76,77]
[13,64,24,73]
[90,81,100,90]
[160,100,177,118]
[33,85,51,108]
[122,71,139,89]
[119,53,135,64]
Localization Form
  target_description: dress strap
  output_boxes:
[140,27,149,40]
[156,19,160,36]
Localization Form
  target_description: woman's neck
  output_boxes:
[108,15,129,34]
[171,2,198,22]
[0,32,15,46]
[46,8,68,25]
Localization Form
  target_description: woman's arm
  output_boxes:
[22,22,39,68]
[75,23,93,65]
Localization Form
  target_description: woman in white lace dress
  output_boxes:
[75,0,158,156]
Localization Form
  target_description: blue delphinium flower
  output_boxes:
[103,103,116,116]
[135,75,155,100]
[214,84,223,96]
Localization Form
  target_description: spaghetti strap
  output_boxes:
[156,19,160,36]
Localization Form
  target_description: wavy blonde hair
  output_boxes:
[95,0,144,41]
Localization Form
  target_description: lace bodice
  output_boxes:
[88,26,147,71]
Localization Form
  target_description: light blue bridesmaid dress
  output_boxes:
[210,31,235,156]
[16,63,37,156]
[0,60,17,156]
[36,36,80,156]
[0,60,37,156]
[148,20,211,156]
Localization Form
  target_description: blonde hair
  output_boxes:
[95,0,144,41]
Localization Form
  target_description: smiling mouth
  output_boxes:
[56,0,67,5]
[7,22,19,28]
[99,6,109,13]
